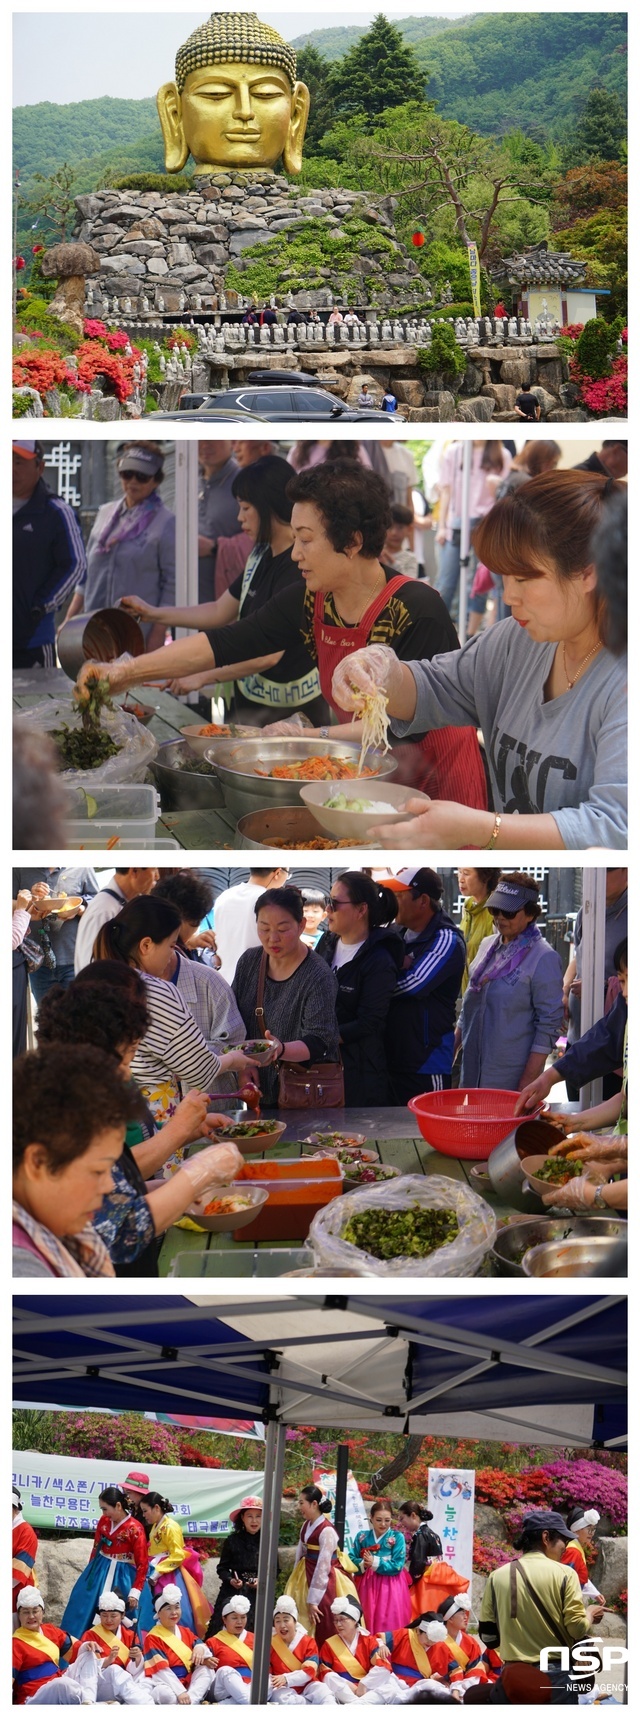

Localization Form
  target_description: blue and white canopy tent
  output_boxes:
[14,1293,626,1703]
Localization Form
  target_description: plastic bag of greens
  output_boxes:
[29,696,157,786]
[308,1174,496,1277]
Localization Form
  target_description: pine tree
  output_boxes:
[328,14,425,120]
[296,44,338,150]
[566,86,626,166]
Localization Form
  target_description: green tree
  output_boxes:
[24,163,78,243]
[564,86,626,167]
[295,44,338,151]
[328,14,425,120]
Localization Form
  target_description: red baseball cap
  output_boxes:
[13,440,43,459]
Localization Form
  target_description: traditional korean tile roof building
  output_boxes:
[492,241,608,327]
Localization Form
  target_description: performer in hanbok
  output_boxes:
[212,1593,256,1704]
[376,1614,460,1702]
[561,1508,605,1602]
[61,1486,148,1640]
[352,1500,411,1634]
[13,1488,38,1621]
[318,1595,395,1704]
[399,1505,470,1621]
[287,1486,359,1649]
[436,1595,488,1692]
[143,1584,217,1704]
[137,1490,211,1639]
[69,1591,153,1704]
[269,1594,332,1705]
[12,1586,99,1705]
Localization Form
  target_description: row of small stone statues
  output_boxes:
[98,311,556,358]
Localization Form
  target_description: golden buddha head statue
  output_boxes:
[157,11,310,176]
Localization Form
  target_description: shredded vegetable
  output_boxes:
[348,684,390,775]
[257,757,377,781]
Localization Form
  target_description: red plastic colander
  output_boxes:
[408,1088,528,1160]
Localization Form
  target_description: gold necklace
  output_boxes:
[561,640,601,689]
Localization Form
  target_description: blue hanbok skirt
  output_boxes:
[61,1550,140,1640]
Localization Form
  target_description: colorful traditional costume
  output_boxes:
[12,1501,38,1617]
[212,1595,256,1704]
[318,1598,396,1704]
[408,1556,469,1619]
[380,1624,453,1696]
[352,1525,411,1634]
[70,1592,153,1705]
[12,1588,100,1707]
[288,1516,358,1647]
[561,1510,602,1599]
[137,1511,210,1638]
[60,1511,148,1639]
[144,1583,216,1704]
[269,1596,332,1705]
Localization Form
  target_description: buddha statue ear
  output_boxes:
[157,83,190,173]
[282,82,310,177]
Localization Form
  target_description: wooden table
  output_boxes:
[158,1105,520,1277]
[13,673,238,848]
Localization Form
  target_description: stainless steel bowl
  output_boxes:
[237,807,353,849]
[57,607,145,679]
[523,1231,627,1277]
[205,737,396,822]
[151,739,225,810]
[487,1116,567,1210]
[491,1216,626,1277]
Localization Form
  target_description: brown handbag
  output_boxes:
[255,948,344,1109]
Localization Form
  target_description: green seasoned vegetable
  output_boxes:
[217,1120,280,1138]
[176,756,216,775]
[343,1204,459,1260]
[53,678,121,771]
[536,1157,584,1185]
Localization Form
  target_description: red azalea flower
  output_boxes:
[14,256,26,270]
[32,244,45,255]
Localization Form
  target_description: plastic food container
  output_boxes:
[167,1246,316,1278]
[308,1173,496,1277]
[64,783,161,845]
[409,1089,532,1159]
[236,1158,343,1242]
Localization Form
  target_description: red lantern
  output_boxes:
[32,244,44,255]
[411,230,425,248]
[14,255,26,270]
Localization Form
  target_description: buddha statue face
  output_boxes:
[157,11,310,176]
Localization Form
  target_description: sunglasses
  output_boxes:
[490,906,522,921]
[328,896,350,910]
[120,469,155,481]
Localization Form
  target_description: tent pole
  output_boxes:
[578,867,606,1110]
[334,1444,350,1548]
[458,438,472,640]
[251,1417,286,1704]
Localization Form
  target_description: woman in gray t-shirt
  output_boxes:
[332,470,627,850]
[233,886,339,1107]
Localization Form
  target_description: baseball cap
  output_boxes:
[13,440,43,459]
[386,866,443,901]
[117,447,163,478]
[486,878,538,913]
[521,1509,573,1541]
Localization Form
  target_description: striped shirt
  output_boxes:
[131,972,221,1121]
[170,948,246,1092]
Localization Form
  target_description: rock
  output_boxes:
[98,226,129,251]
[457,396,495,421]
[13,385,44,416]
[168,243,194,266]
[535,357,564,390]
[500,358,532,386]
[461,362,485,395]
[202,1556,221,1607]
[530,385,557,418]
[277,1546,297,1574]
[100,254,145,276]
[393,379,426,406]
[146,258,169,276]
[345,372,383,406]
[438,392,456,420]
[74,193,102,220]
[46,276,88,337]
[229,229,277,255]
[474,1506,510,1542]
[198,245,228,268]
[128,218,166,240]
[591,1536,627,1603]
[472,1574,487,1614]
[36,1537,92,1625]
[548,407,589,421]
[597,1611,627,1641]
[480,383,517,411]
[118,240,164,258]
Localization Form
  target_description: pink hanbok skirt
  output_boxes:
[355,1567,411,1633]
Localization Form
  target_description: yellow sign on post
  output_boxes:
[467,242,482,318]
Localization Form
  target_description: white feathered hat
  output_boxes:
[98,1592,126,1613]
[274,1595,298,1620]
[331,1596,362,1624]
[223,1594,252,1618]
[155,1583,182,1613]
[17,1587,44,1611]
[416,1618,448,1643]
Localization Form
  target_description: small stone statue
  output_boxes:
[508,316,518,340]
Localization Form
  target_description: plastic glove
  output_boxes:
[540,1174,604,1212]
[260,715,307,737]
[331,644,404,712]
[179,1139,243,1195]
[76,656,134,696]
[120,595,158,622]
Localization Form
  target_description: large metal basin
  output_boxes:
[205,737,396,822]
[151,739,225,810]
[491,1215,627,1277]
[523,1232,627,1277]
[57,608,145,679]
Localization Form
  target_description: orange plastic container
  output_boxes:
[237,1158,342,1242]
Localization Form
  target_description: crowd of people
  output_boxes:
[11,863,627,1276]
[13,435,626,850]
[13,1478,611,1704]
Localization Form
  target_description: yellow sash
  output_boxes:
[330,1635,366,1680]
[216,1628,254,1670]
[13,1629,60,1666]
[151,1623,193,1672]
[408,1631,435,1680]
[271,1633,304,1674]
[91,1624,130,1666]
[446,1633,470,1671]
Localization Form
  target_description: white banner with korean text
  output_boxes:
[427,1468,475,1588]
[12,1451,264,1538]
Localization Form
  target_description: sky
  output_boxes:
[13,8,465,106]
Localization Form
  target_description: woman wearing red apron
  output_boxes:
[77,462,486,810]
[287,1486,359,1651]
